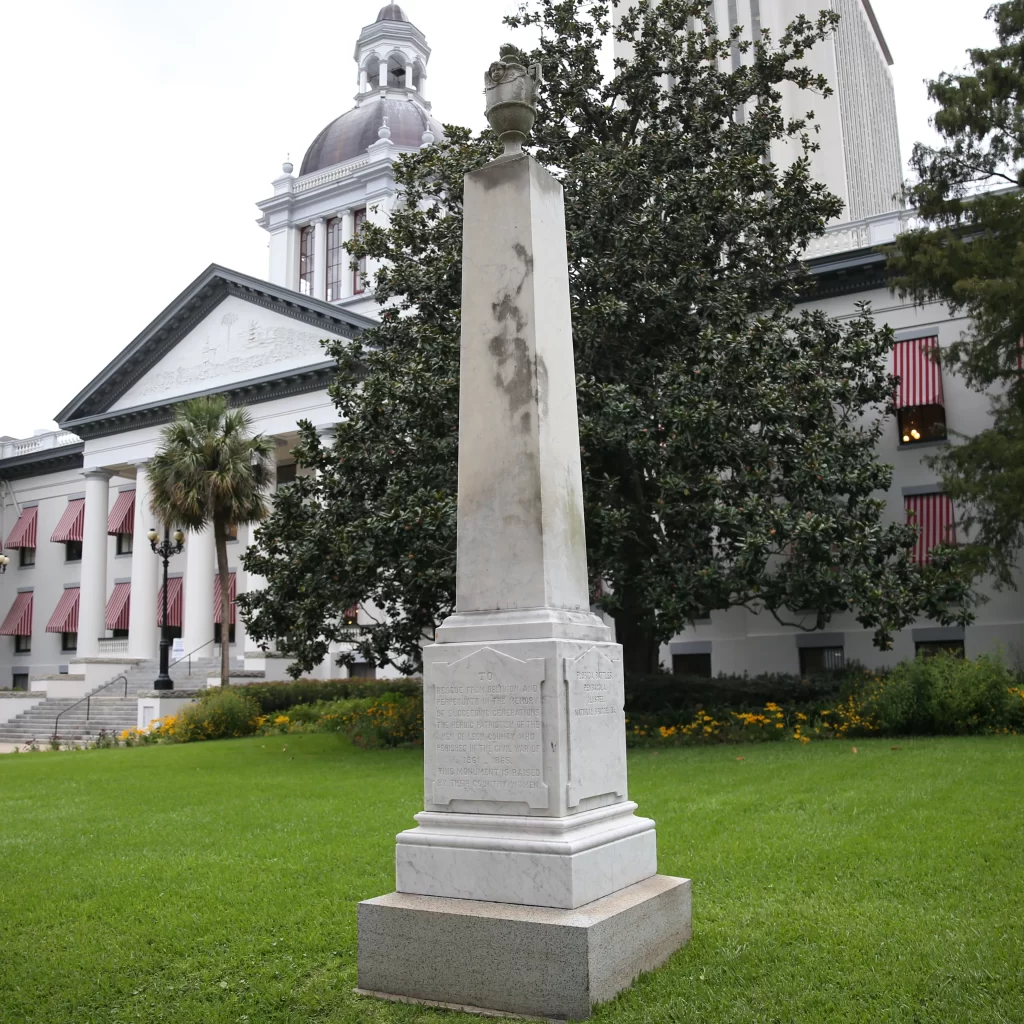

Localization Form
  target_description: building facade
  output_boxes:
[1,3,1021,690]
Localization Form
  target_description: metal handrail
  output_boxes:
[169,639,217,677]
[52,675,129,741]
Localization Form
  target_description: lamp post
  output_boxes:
[148,526,184,691]
[0,554,8,574]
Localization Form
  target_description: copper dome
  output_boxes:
[299,97,443,176]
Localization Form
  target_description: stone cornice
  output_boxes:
[61,362,343,440]
[0,442,85,482]
[798,247,891,302]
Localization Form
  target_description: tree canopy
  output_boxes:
[242,0,975,676]
[150,395,275,685]
[890,0,1024,590]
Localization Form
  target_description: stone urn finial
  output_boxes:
[484,46,543,157]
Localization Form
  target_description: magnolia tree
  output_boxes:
[241,0,975,676]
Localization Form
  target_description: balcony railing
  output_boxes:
[0,430,81,460]
[97,637,130,655]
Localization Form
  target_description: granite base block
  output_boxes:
[356,874,691,1021]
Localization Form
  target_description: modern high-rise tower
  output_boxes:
[616,0,904,222]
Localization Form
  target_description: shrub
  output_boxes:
[862,652,1018,735]
[230,678,422,714]
[172,688,262,743]
[342,693,423,748]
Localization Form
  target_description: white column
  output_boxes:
[312,217,327,301]
[417,71,427,100]
[405,62,414,88]
[77,469,111,658]
[341,210,355,298]
[127,465,159,659]
[359,67,368,92]
[232,566,247,665]
[377,61,387,90]
[182,527,215,657]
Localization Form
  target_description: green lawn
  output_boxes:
[1,736,1022,1024]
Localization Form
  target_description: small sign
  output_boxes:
[172,638,185,660]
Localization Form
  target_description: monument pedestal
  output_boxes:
[357,875,692,1021]
[356,57,690,1020]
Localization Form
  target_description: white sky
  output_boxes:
[0,0,998,439]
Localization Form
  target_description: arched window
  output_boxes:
[326,217,344,302]
[352,209,367,295]
[387,54,407,88]
[299,225,315,296]
[364,56,381,90]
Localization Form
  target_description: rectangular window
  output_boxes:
[276,463,297,486]
[349,660,376,679]
[299,224,315,296]
[14,634,31,653]
[799,646,845,674]
[672,653,712,678]
[112,628,129,639]
[19,547,35,568]
[352,208,368,294]
[213,623,237,645]
[12,672,28,692]
[225,523,238,541]
[61,631,78,652]
[326,217,344,301]
[116,533,133,555]
[898,405,947,445]
[343,605,359,626]
[916,640,965,659]
[65,540,83,562]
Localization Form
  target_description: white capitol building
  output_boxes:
[1,2,1021,704]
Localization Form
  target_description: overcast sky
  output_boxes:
[0,0,999,439]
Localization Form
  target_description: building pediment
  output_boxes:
[56,265,375,438]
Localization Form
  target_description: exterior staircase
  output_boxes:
[0,655,223,748]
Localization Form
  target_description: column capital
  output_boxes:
[315,423,337,440]
[82,468,113,481]
[310,216,325,226]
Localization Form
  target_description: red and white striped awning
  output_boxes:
[46,587,80,634]
[4,506,38,549]
[906,493,957,564]
[214,572,237,624]
[157,577,184,627]
[894,336,944,408]
[50,498,85,544]
[107,490,135,536]
[105,582,131,631]
[0,592,33,636]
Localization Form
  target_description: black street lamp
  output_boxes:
[0,554,8,573]
[148,525,184,691]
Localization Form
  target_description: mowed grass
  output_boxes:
[1,736,1022,1024]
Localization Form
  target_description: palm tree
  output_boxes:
[149,396,275,687]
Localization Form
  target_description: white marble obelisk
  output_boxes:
[356,50,690,1021]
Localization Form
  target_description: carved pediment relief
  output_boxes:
[108,295,342,413]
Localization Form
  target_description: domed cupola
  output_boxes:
[299,4,440,176]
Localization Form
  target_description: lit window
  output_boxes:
[672,653,711,678]
[898,405,947,446]
[299,225,315,296]
[352,209,368,295]
[799,646,845,674]
[343,605,359,626]
[225,523,238,541]
[326,217,344,301]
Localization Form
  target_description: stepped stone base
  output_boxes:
[356,874,691,1021]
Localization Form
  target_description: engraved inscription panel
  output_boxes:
[565,647,627,808]
[431,646,549,809]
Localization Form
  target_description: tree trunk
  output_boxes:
[214,521,231,689]
[613,611,660,677]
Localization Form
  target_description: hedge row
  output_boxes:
[226,678,422,714]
